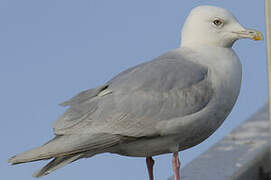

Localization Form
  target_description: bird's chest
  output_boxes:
[210,52,242,111]
[175,49,242,149]
[195,47,242,111]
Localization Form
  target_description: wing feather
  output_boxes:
[53,49,213,137]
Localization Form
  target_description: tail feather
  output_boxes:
[8,133,121,165]
[32,153,85,178]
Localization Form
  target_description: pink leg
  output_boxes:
[146,156,155,180]
[172,152,181,180]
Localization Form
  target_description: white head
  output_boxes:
[181,6,263,48]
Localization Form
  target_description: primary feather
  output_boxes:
[8,133,124,164]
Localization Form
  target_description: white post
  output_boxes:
[265,0,271,149]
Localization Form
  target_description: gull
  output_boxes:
[8,5,263,180]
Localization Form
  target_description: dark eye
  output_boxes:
[213,19,223,26]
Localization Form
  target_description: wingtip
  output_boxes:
[8,155,16,164]
[59,102,68,107]
[32,171,47,178]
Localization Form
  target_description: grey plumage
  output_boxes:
[53,49,212,137]
[32,153,84,178]
[9,48,214,177]
[8,133,125,164]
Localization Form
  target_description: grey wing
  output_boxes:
[54,85,109,131]
[53,49,213,137]
[60,84,109,107]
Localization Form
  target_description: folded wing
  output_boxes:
[53,49,213,137]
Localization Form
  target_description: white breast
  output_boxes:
[202,47,242,109]
[171,47,242,150]
[185,46,242,105]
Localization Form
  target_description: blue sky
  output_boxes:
[1,0,267,180]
